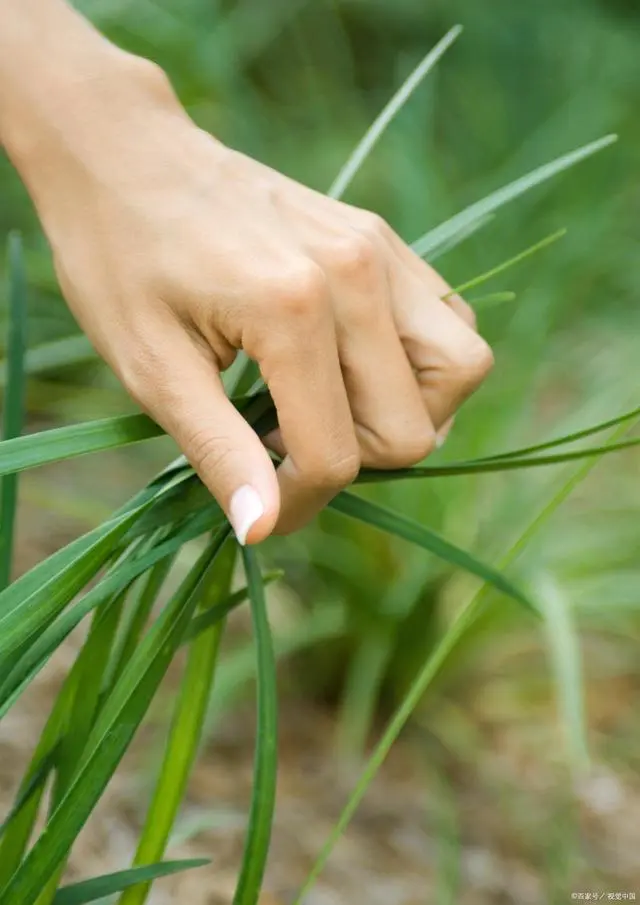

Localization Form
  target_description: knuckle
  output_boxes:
[371,422,436,469]
[446,335,494,392]
[328,233,377,280]
[302,446,361,490]
[270,263,327,319]
[357,211,390,243]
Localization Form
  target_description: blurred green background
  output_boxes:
[1,0,639,901]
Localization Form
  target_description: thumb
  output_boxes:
[134,333,279,545]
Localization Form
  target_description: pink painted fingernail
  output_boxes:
[229,485,264,545]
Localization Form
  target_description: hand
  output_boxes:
[12,55,493,545]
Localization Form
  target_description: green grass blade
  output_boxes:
[470,405,640,462]
[449,228,566,297]
[468,291,516,309]
[107,551,176,690]
[233,547,278,905]
[0,335,95,387]
[0,508,141,668]
[328,25,462,199]
[53,861,209,905]
[411,135,617,259]
[329,492,535,614]
[0,511,221,709]
[426,214,495,262]
[0,233,27,589]
[0,661,81,886]
[536,574,589,775]
[118,541,236,905]
[0,751,55,837]
[0,414,163,478]
[0,532,230,905]
[356,435,640,482]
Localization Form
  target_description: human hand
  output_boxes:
[8,53,493,545]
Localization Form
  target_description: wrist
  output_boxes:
[0,1,186,219]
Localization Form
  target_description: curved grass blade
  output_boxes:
[329,25,462,199]
[412,135,617,259]
[426,213,495,262]
[0,531,230,905]
[0,509,219,710]
[356,435,640,482]
[329,492,535,614]
[0,335,95,387]
[0,414,163,479]
[468,291,516,309]
[0,751,54,837]
[0,661,81,886]
[469,405,640,463]
[0,389,275,481]
[53,860,209,905]
[449,228,566,297]
[233,547,278,905]
[0,233,27,589]
[536,574,589,775]
[118,541,236,905]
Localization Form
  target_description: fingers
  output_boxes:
[390,266,494,431]
[320,232,435,468]
[121,321,280,545]
[242,264,360,535]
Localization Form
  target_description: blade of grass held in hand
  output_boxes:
[0,233,27,589]
[329,492,535,614]
[412,135,617,259]
[328,25,462,200]
[53,861,209,905]
[468,291,516,309]
[357,436,640,482]
[233,547,278,905]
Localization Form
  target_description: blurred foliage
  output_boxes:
[1,0,640,780]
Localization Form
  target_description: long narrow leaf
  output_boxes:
[329,26,462,199]
[233,547,278,905]
[0,233,27,588]
[53,860,209,905]
[118,541,236,905]
[356,435,640,482]
[412,135,617,259]
[329,492,535,614]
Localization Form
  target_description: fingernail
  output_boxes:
[436,433,447,450]
[229,484,265,545]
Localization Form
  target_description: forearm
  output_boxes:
[0,0,173,219]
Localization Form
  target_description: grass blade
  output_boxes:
[0,233,27,589]
[412,135,617,259]
[53,861,209,905]
[329,492,535,614]
[468,291,516,309]
[449,228,566,297]
[328,26,462,199]
[536,574,589,775]
[356,435,640,482]
[233,547,278,905]
[118,541,236,905]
